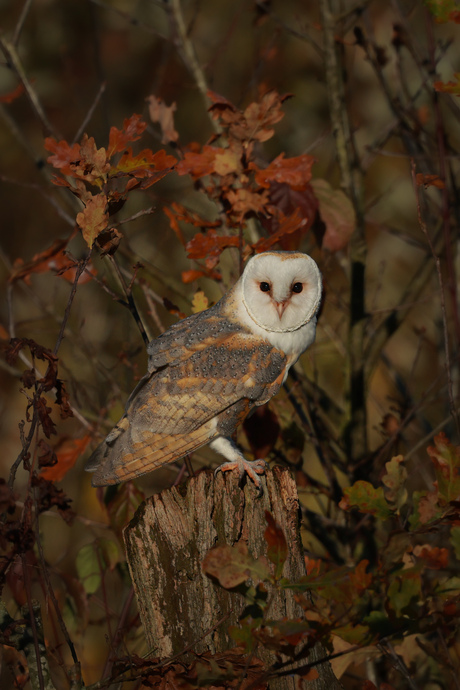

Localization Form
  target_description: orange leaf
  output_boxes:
[251,153,314,190]
[76,194,109,248]
[0,83,25,103]
[146,95,179,144]
[41,435,92,482]
[186,230,240,268]
[107,114,147,157]
[415,173,445,189]
[176,145,218,179]
[225,187,270,220]
[181,268,222,283]
[434,73,460,95]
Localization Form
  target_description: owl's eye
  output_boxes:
[292,282,303,293]
[259,282,271,292]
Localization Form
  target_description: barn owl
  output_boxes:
[86,251,322,489]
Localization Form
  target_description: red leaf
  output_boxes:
[0,83,25,104]
[225,187,270,220]
[186,230,240,268]
[311,178,355,252]
[107,114,147,157]
[181,268,222,283]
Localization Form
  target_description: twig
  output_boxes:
[0,35,58,138]
[106,255,150,347]
[12,0,33,46]
[319,0,367,461]
[168,0,220,134]
[53,254,92,356]
[411,161,460,438]
[73,81,107,143]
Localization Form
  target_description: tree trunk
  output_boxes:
[124,466,343,689]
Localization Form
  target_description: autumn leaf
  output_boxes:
[176,145,219,179]
[76,194,108,247]
[225,187,270,220]
[340,480,394,519]
[202,542,271,588]
[186,230,240,268]
[0,83,25,103]
[146,95,179,144]
[387,567,422,617]
[415,173,445,189]
[45,137,81,175]
[40,435,92,482]
[163,202,221,247]
[181,268,222,284]
[253,209,308,253]
[434,73,460,94]
[311,178,355,251]
[409,489,442,529]
[251,153,314,190]
[107,113,147,157]
[191,290,209,313]
[427,433,460,503]
[412,544,449,569]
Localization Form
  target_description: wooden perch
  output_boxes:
[124,466,343,689]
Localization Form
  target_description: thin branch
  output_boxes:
[411,161,460,438]
[319,0,368,461]
[73,81,107,143]
[0,36,58,138]
[12,0,33,46]
[168,0,220,134]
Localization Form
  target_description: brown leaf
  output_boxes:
[311,178,355,252]
[146,95,179,144]
[96,227,122,256]
[176,145,218,179]
[260,182,318,249]
[76,194,109,248]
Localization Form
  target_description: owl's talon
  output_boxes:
[215,458,267,494]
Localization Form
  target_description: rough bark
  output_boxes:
[124,466,343,689]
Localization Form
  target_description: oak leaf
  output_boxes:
[311,178,355,251]
[251,153,314,190]
[76,194,109,248]
[186,230,239,268]
[146,95,179,144]
[107,113,147,157]
[253,209,307,253]
[40,435,91,482]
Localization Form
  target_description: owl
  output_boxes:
[86,251,322,489]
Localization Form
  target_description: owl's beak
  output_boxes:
[273,300,288,319]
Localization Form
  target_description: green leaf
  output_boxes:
[264,511,288,579]
[387,568,422,617]
[340,480,394,519]
[333,623,370,645]
[76,539,120,595]
[228,617,260,652]
[202,542,271,589]
[424,0,456,22]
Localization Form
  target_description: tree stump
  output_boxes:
[124,466,342,689]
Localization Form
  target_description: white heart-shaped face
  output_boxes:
[241,251,322,333]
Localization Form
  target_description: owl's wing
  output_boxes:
[86,328,288,486]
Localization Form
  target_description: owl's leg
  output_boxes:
[210,436,266,493]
